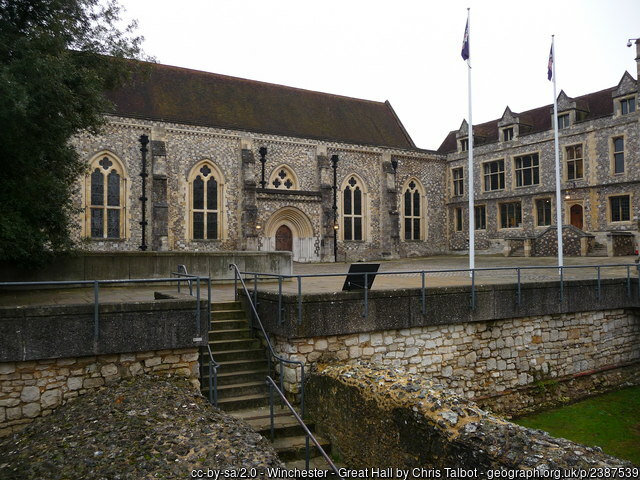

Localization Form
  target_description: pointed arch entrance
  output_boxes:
[264,207,318,262]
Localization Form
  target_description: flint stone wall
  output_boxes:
[0,348,200,437]
[306,364,632,474]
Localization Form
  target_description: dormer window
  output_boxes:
[459,138,469,152]
[557,114,570,129]
[502,127,514,142]
[620,96,636,115]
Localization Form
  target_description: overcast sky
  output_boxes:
[119,0,640,151]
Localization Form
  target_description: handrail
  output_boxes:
[206,344,220,407]
[266,376,342,477]
[229,264,306,417]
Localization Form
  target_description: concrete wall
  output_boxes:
[0,251,291,283]
[307,364,632,473]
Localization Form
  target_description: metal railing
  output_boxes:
[0,274,211,342]
[229,264,306,417]
[236,263,640,325]
[205,344,220,407]
[267,376,341,477]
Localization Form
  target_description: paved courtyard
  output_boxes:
[0,255,638,307]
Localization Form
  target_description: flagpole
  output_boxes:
[551,35,564,272]
[466,8,475,273]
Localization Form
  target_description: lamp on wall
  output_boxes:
[139,134,149,251]
[259,147,267,189]
[627,38,639,47]
[391,159,398,173]
[255,223,263,251]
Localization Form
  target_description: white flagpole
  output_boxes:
[466,8,475,273]
[551,35,564,271]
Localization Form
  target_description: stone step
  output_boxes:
[210,319,250,331]
[216,393,271,411]
[204,369,268,386]
[211,301,243,312]
[212,358,270,373]
[272,434,331,462]
[207,380,269,399]
[206,348,266,363]
[208,328,252,341]
[210,338,261,352]
[285,456,341,472]
[211,309,246,321]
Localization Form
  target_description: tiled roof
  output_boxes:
[105,61,417,150]
[437,86,616,154]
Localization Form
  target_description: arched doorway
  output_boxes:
[275,225,293,251]
[570,204,584,230]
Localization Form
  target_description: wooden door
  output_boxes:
[570,204,583,230]
[275,225,293,251]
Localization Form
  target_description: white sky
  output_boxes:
[119,0,640,151]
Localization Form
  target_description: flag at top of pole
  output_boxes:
[461,16,470,61]
[547,44,554,81]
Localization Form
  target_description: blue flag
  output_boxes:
[547,44,553,81]
[461,18,470,61]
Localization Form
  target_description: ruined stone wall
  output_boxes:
[306,364,632,474]
[0,348,199,437]
[274,309,640,414]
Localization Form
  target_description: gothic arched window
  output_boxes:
[189,161,223,240]
[86,154,127,239]
[402,179,425,241]
[342,175,366,241]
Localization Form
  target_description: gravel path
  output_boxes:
[0,376,284,479]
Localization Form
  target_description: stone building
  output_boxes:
[73,41,639,261]
[438,40,640,257]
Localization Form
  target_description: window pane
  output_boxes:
[413,191,420,216]
[343,188,352,215]
[413,219,420,239]
[193,177,204,210]
[193,212,204,239]
[404,190,411,216]
[344,217,352,241]
[107,171,120,207]
[91,208,103,237]
[354,217,362,241]
[107,209,120,238]
[207,178,218,210]
[207,212,218,239]
[615,153,624,174]
[354,188,362,215]
[91,169,104,206]
[404,219,412,240]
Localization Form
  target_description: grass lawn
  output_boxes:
[514,386,640,465]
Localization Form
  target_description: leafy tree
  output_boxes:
[0,0,147,266]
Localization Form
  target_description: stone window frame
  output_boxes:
[557,113,570,129]
[187,160,226,241]
[451,167,464,197]
[482,159,506,192]
[474,205,487,230]
[459,138,469,153]
[454,207,463,232]
[501,127,515,142]
[610,135,625,175]
[400,177,426,241]
[340,174,368,242]
[84,151,129,240]
[498,201,522,229]
[617,95,637,116]
[534,197,553,227]
[607,193,632,224]
[564,144,584,181]
[268,164,299,190]
[513,151,540,188]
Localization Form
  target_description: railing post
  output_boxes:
[297,276,302,325]
[207,277,212,323]
[278,276,283,325]
[627,265,631,298]
[637,264,640,299]
[208,359,213,405]
[234,267,238,301]
[93,281,100,343]
[421,271,426,315]
[470,269,476,310]
[253,274,259,332]
[516,268,521,306]
[300,365,305,418]
[269,381,275,441]
[596,266,601,300]
[196,276,201,333]
[363,272,369,318]
[560,267,564,303]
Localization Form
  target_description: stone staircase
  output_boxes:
[201,301,334,469]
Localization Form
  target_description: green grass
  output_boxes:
[514,386,640,465]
